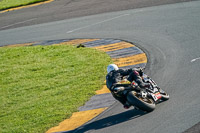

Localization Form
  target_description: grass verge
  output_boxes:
[0,44,112,133]
[0,0,49,11]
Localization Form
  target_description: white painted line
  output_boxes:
[191,57,200,62]
[66,14,130,34]
[0,18,37,30]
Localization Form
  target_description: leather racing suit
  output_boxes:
[106,68,146,106]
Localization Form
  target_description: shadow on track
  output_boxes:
[62,109,146,133]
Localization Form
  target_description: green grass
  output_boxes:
[0,45,112,133]
[0,0,48,11]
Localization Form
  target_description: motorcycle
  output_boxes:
[121,73,169,112]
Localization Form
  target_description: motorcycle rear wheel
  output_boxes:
[127,91,156,112]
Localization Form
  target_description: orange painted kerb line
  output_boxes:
[2,43,34,47]
[94,41,134,52]
[57,39,100,45]
[46,108,107,133]
[95,85,110,94]
[113,53,147,67]
[0,0,54,14]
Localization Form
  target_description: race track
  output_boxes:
[0,1,200,133]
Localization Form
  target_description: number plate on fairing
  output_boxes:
[151,92,162,101]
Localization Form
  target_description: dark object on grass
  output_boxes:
[77,44,85,48]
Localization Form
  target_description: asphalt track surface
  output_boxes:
[1,0,200,133]
[0,0,196,31]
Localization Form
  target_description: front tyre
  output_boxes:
[161,92,169,101]
[159,88,169,101]
[127,91,155,112]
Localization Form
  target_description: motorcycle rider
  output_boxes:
[106,64,150,109]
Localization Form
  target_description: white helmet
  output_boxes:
[107,64,119,73]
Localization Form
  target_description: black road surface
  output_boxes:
[0,0,196,30]
[0,0,200,133]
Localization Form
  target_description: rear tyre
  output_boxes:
[127,91,155,112]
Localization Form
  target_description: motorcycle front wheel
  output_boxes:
[127,91,156,112]
[160,92,169,101]
[159,88,169,101]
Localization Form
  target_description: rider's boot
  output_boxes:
[134,106,140,110]
[123,101,131,109]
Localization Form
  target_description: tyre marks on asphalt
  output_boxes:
[1,38,147,133]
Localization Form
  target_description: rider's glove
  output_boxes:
[131,81,139,87]
[131,81,141,91]
[138,68,144,76]
[140,83,150,89]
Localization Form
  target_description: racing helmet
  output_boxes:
[107,64,119,73]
